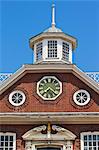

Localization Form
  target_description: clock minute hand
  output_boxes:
[49,87,57,94]
[44,87,50,92]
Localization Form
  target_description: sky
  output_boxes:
[0,0,99,73]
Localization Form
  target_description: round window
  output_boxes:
[9,90,26,106]
[73,90,90,106]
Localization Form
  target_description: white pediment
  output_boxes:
[22,125,76,141]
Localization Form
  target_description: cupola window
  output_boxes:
[9,90,26,106]
[62,42,69,61]
[48,40,57,58]
[36,42,42,61]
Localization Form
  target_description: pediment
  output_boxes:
[0,64,99,95]
[22,125,76,141]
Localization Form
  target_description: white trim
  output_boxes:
[73,89,90,106]
[0,112,99,124]
[0,132,16,150]
[29,32,77,50]
[37,76,62,100]
[9,90,26,106]
[22,125,76,141]
[0,64,99,95]
[80,132,99,150]
[23,125,75,150]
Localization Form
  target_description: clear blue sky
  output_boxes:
[0,0,99,73]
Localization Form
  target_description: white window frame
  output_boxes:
[0,132,16,150]
[26,141,73,150]
[43,39,62,61]
[35,42,43,61]
[33,39,73,64]
[9,90,26,106]
[73,89,90,106]
[81,132,99,150]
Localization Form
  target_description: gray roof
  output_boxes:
[43,26,62,33]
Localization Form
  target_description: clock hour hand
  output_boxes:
[45,87,57,95]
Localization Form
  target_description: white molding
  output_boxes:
[9,90,26,106]
[73,89,90,106]
[22,125,76,140]
[69,43,72,63]
[29,32,77,50]
[23,125,75,150]
[0,112,99,124]
[0,64,99,95]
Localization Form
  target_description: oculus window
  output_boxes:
[73,90,90,106]
[9,90,26,106]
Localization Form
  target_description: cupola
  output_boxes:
[29,4,77,64]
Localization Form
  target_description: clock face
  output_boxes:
[37,76,62,100]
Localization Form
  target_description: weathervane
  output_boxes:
[52,4,56,27]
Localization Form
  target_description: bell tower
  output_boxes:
[29,4,77,64]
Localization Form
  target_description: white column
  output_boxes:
[69,43,72,63]
[63,145,66,150]
[25,141,32,150]
[43,39,48,61]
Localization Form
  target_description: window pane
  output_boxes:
[5,136,8,141]
[1,136,4,141]
[10,136,13,141]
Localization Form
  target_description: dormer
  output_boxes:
[29,4,77,64]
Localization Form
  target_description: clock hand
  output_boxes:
[44,87,50,92]
[44,87,58,95]
[49,87,58,94]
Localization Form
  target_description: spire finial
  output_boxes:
[52,3,55,27]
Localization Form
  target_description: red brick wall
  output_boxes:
[0,124,99,150]
[0,73,99,112]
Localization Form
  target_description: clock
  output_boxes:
[37,76,62,100]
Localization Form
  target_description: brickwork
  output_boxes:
[0,73,99,112]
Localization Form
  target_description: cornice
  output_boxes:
[0,64,99,95]
[0,112,99,124]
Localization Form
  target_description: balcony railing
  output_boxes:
[86,72,99,84]
[0,72,99,84]
[0,73,12,84]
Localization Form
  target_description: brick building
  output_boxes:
[0,4,99,150]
